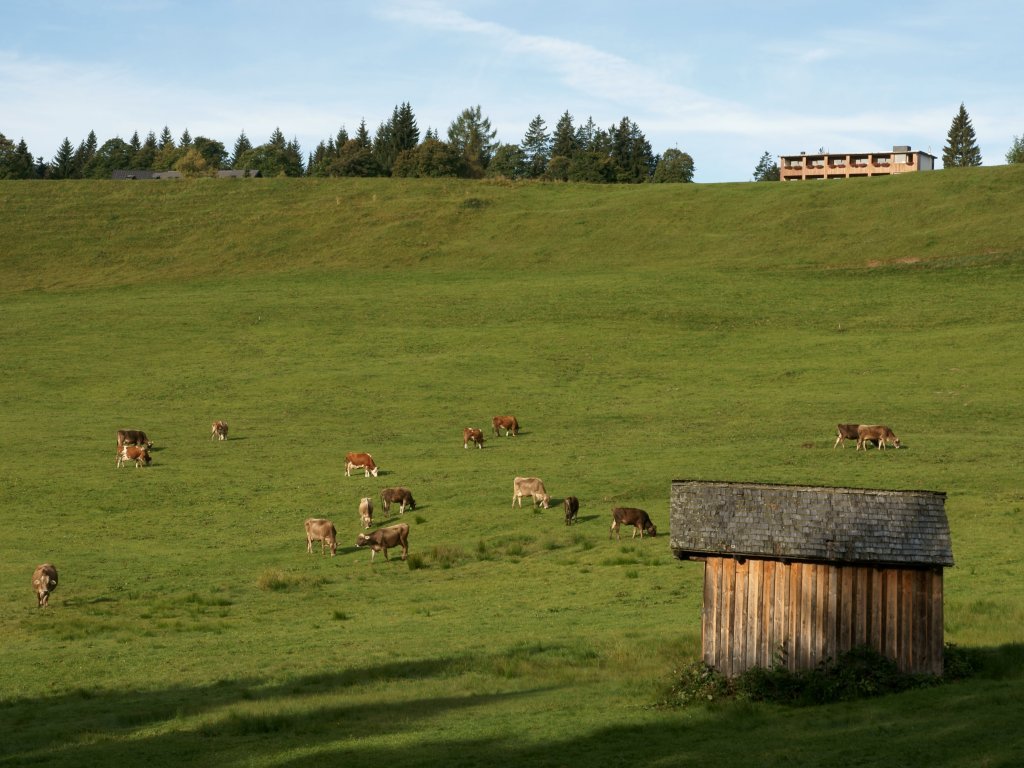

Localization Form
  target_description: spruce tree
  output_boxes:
[942,103,982,167]
[752,151,780,181]
[158,126,174,149]
[520,115,550,178]
[50,137,76,179]
[231,131,253,167]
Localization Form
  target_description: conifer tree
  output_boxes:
[158,126,174,149]
[942,103,982,167]
[520,115,550,178]
[231,131,252,167]
[752,151,780,181]
[354,119,372,149]
[179,128,193,149]
[50,137,76,179]
[447,105,496,177]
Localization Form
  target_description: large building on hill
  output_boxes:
[779,145,936,181]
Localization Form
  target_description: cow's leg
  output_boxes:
[307,537,313,554]
[833,433,843,449]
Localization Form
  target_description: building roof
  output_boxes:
[670,480,954,567]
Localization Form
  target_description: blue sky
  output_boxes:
[2,0,1021,182]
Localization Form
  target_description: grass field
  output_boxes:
[2,169,1023,766]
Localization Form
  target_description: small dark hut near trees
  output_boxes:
[670,481,954,676]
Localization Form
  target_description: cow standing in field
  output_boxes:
[463,427,485,449]
[512,477,550,509]
[834,424,863,449]
[32,563,58,607]
[492,415,519,437]
[210,420,229,441]
[564,496,579,525]
[117,445,151,468]
[345,452,379,477]
[356,523,410,562]
[116,429,153,451]
[609,508,657,540]
[380,487,415,516]
[358,497,374,529]
[857,424,901,451]
[305,518,337,556]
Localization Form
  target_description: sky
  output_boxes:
[2,0,1021,183]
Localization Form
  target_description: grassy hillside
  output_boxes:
[2,169,1023,767]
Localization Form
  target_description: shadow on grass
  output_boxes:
[3,645,1022,767]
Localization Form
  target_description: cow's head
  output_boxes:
[370,467,379,477]
[645,523,658,537]
[892,437,902,449]
[356,533,370,548]
[541,494,551,509]
[142,451,152,465]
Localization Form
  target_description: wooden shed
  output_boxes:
[670,480,954,676]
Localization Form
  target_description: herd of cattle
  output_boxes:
[30,417,901,606]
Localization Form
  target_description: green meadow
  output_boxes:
[1,169,1023,766]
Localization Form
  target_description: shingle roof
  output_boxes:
[670,480,954,567]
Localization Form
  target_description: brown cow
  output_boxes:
[116,429,153,451]
[380,487,415,515]
[492,415,519,437]
[609,507,657,540]
[513,476,550,509]
[358,497,374,529]
[463,427,485,449]
[356,523,410,562]
[32,563,58,607]
[305,518,337,556]
[857,424,900,451]
[345,452,379,477]
[564,496,579,525]
[210,420,229,441]
[117,445,151,468]
[835,423,881,450]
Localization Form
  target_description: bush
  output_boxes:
[662,645,975,708]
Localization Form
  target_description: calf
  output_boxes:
[512,476,550,509]
[117,445,151,468]
[32,563,58,607]
[356,523,410,562]
[380,487,415,515]
[210,420,229,441]
[492,415,519,437]
[345,452,379,477]
[463,427,485,449]
[116,429,153,451]
[609,507,657,540]
[304,518,337,556]
[857,424,900,451]
[564,496,579,525]
[358,497,374,529]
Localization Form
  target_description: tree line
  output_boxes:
[0,103,696,183]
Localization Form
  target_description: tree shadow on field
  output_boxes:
[0,655,552,767]
[3,646,1023,766]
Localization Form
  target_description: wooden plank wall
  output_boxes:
[702,558,944,676]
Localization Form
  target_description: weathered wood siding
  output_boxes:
[703,557,944,676]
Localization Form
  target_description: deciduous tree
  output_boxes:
[653,148,695,183]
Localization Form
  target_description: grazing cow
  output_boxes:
[835,424,880,449]
[304,518,337,556]
[564,496,579,525]
[117,445,151,468]
[857,424,901,451]
[345,452,379,477]
[834,423,863,449]
[492,415,519,437]
[358,497,374,529]
[356,523,410,562]
[609,507,657,540]
[32,563,58,608]
[210,420,229,441]
[512,476,551,509]
[463,427,485,449]
[116,429,152,451]
[380,487,415,515]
